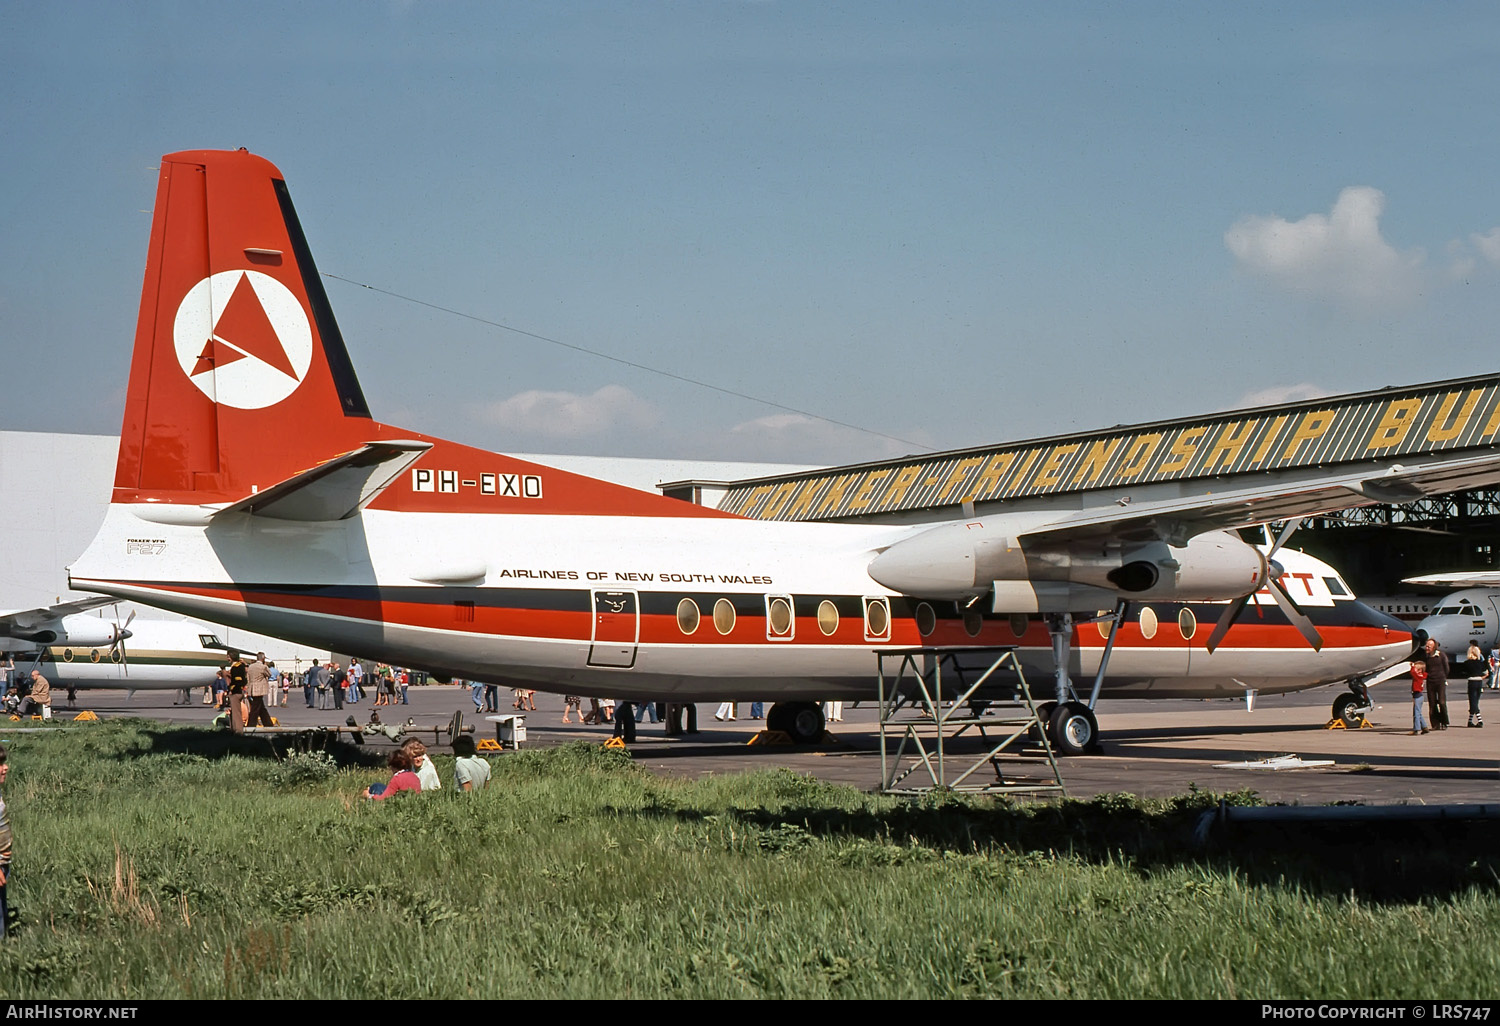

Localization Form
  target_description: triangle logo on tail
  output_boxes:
[172,270,314,409]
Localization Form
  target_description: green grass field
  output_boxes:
[2,720,1497,999]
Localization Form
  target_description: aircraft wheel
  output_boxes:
[1332,692,1366,728]
[1048,702,1098,756]
[767,701,825,744]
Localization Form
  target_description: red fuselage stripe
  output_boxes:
[94,581,1406,651]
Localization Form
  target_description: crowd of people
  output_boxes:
[209,654,428,719]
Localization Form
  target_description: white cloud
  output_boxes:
[473,385,660,439]
[1225,187,1424,308]
[1232,382,1329,409]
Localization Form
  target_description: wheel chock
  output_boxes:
[603,736,628,750]
[1324,717,1375,730]
[476,738,503,752]
[73,710,99,721]
[746,730,840,746]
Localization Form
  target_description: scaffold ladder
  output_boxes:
[876,645,1065,797]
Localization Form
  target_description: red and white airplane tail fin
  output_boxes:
[115,149,372,505]
[113,148,727,519]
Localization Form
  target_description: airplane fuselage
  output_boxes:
[73,506,1410,702]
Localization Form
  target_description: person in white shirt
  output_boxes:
[452,735,491,792]
[403,739,442,790]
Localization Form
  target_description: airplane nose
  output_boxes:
[1413,614,1465,653]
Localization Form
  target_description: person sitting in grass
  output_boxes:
[362,748,421,800]
[452,734,491,792]
[402,739,442,791]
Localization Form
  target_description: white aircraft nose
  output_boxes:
[1413,613,1471,653]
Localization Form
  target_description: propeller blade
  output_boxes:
[1205,593,1252,654]
[109,609,135,676]
[1268,576,1322,651]
[1266,517,1303,559]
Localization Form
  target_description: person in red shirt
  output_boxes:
[363,748,421,800]
[1410,658,1430,735]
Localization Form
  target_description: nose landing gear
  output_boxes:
[1331,680,1374,729]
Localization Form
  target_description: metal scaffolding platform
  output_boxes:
[875,645,1066,798]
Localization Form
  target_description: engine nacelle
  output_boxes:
[868,520,1267,606]
[1092,533,1268,602]
[0,615,124,650]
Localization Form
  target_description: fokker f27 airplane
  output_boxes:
[68,149,1500,753]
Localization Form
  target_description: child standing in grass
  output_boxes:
[0,745,12,937]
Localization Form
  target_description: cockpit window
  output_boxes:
[199,634,223,648]
[1437,606,1461,615]
[1323,577,1348,597]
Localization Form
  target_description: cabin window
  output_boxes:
[1178,607,1197,640]
[1095,609,1113,640]
[1009,614,1028,638]
[963,609,984,638]
[864,597,891,639]
[1139,606,1159,640]
[915,602,937,637]
[817,600,839,636]
[677,598,700,635]
[713,598,736,635]
[767,596,794,638]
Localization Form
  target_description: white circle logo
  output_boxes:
[173,270,313,409]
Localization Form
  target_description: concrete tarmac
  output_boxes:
[29,681,1500,805]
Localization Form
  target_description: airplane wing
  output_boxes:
[1402,572,1500,588]
[1016,451,1500,546]
[214,440,432,522]
[0,596,116,635]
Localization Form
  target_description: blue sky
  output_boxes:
[4,2,1500,464]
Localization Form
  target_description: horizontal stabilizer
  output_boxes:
[214,440,432,522]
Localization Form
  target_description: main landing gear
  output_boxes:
[1033,605,1125,756]
[765,701,826,744]
[1048,701,1100,756]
